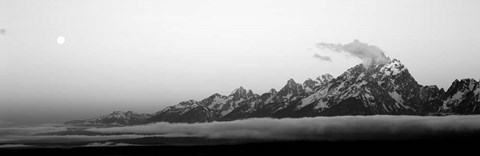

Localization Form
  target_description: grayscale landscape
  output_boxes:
[1,0,480,155]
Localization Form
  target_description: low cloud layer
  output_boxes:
[0,144,34,148]
[0,134,150,144]
[2,115,480,144]
[0,124,67,137]
[313,54,332,62]
[0,124,161,144]
[88,115,480,141]
[316,40,390,67]
[84,142,136,147]
[0,121,12,126]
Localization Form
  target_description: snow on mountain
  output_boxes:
[293,59,420,116]
[303,79,317,94]
[277,79,305,102]
[262,89,278,105]
[303,74,334,94]
[148,86,264,123]
[441,79,480,113]
[67,58,480,125]
[65,111,152,126]
[201,87,260,116]
[317,74,334,86]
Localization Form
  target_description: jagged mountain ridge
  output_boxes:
[66,58,480,125]
[441,79,480,113]
[65,111,152,126]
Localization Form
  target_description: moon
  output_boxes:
[57,36,65,45]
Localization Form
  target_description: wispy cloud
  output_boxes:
[316,40,390,68]
[313,54,332,62]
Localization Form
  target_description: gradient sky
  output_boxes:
[1,0,480,125]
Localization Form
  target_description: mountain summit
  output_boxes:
[66,59,480,125]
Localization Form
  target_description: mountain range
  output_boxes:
[66,58,480,126]
[65,111,151,126]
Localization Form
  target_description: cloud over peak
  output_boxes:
[316,40,390,68]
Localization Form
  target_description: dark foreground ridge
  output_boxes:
[2,139,480,156]
[66,59,480,126]
[4,126,480,155]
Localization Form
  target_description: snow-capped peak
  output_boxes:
[316,74,334,85]
[230,86,247,96]
[303,78,315,84]
[268,88,278,94]
[209,93,223,98]
[247,89,255,98]
[379,59,406,76]
[179,100,198,105]
[441,78,480,111]
[276,78,305,101]
[447,78,479,93]
[459,79,478,90]
[281,79,303,91]
[287,78,297,86]
[110,111,127,119]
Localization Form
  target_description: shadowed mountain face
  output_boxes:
[66,59,480,125]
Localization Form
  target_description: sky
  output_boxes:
[1,0,480,125]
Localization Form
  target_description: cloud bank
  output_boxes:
[0,144,34,148]
[0,124,67,137]
[84,142,136,147]
[0,121,12,126]
[316,40,390,67]
[0,134,151,144]
[3,116,480,144]
[0,124,161,144]
[88,115,480,141]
